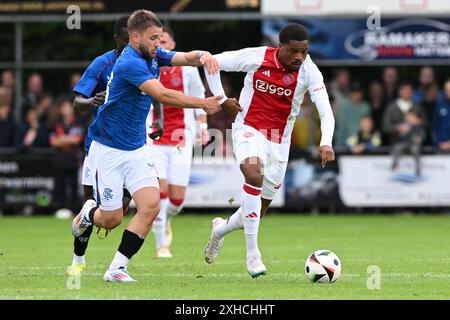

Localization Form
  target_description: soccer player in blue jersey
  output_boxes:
[71,9,223,282]
[67,16,130,277]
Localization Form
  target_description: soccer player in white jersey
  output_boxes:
[71,10,224,283]
[147,28,210,258]
[204,23,336,278]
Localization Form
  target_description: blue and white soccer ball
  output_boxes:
[305,249,341,283]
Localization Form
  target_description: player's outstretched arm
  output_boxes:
[139,79,222,115]
[73,91,106,113]
[171,51,219,75]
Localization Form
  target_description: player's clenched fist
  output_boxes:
[319,145,335,168]
[221,98,242,114]
[202,95,223,115]
[91,91,106,108]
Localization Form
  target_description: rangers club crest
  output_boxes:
[103,188,113,201]
[282,74,295,85]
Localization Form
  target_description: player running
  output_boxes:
[67,16,131,277]
[147,28,211,258]
[203,23,336,278]
[71,9,224,283]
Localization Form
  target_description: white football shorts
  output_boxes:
[81,144,96,187]
[149,133,193,187]
[232,123,289,200]
[90,141,159,211]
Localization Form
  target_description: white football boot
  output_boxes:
[103,267,137,283]
[71,199,97,237]
[247,254,267,278]
[156,245,173,258]
[204,217,225,264]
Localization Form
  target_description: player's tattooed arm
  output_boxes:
[73,91,106,112]
[149,99,164,140]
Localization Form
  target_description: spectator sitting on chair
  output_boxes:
[346,115,381,154]
[390,107,425,176]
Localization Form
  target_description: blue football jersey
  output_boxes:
[89,45,176,151]
[73,49,117,154]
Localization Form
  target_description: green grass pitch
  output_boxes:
[1,213,450,299]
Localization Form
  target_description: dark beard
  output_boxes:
[138,42,152,60]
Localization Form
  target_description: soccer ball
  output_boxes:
[54,208,73,220]
[305,249,341,283]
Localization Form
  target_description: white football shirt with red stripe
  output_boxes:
[147,66,206,146]
[210,46,330,145]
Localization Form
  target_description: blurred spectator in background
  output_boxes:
[382,66,399,105]
[204,74,235,157]
[49,98,84,212]
[292,92,321,149]
[1,70,15,93]
[413,66,437,104]
[34,94,53,126]
[346,115,381,154]
[22,73,44,119]
[69,73,81,92]
[432,79,450,153]
[334,81,370,147]
[382,81,427,146]
[421,82,440,145]
[390,106,426,176]
[15,109,49,148]
[0,86,16,147]
[367,80,386,134]
[329,68,350,114]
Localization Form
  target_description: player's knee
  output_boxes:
[102,211,123,229]
[241,163,263,187]
[138,203,160,226]
[244,170,263,187]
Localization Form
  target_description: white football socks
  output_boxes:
[72,254,85,265]
[241,183,262,259]
[214,207,243,238]
[108,251,129,271]
[167,199,183,217]
[152,198,169,248]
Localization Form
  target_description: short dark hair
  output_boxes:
[398,80,414,89]
[162,26,175,41]
[127,9,162,33]
[114,15,129,35]
[279,23,309,44]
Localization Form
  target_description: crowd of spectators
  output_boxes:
[290,66,450,158]
[0,70,86,211]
